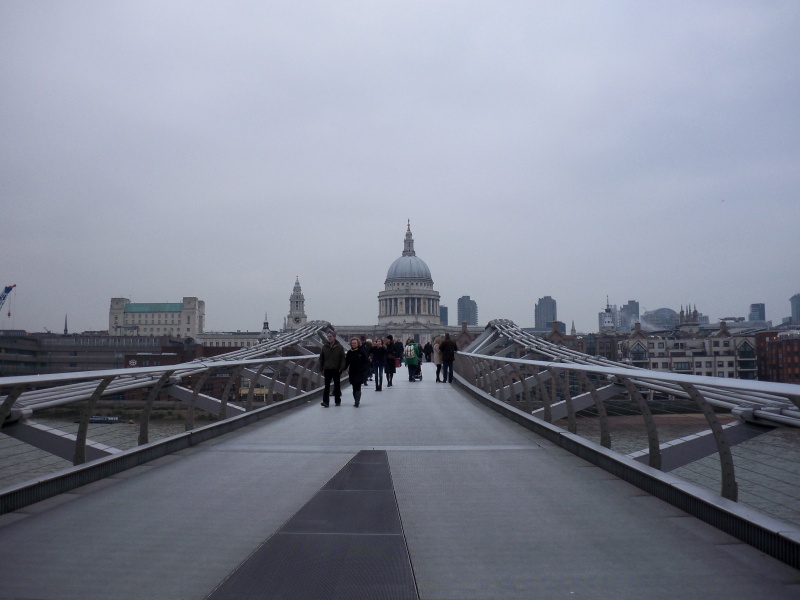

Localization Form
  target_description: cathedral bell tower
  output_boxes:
[286,277,307,330]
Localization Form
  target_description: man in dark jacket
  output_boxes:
[319,331,346,406]
[423,341,433,362]
[439,333,458,383]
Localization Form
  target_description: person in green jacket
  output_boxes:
[404,338,422,382]
[319,331,346,406]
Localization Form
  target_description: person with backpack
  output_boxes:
[404,338,421,382]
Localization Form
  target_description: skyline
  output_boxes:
[1,270,795,335]
[2,3,798,334]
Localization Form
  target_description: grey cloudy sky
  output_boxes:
[2,1,798,335]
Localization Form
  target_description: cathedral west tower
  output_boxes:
[285,276,307,330]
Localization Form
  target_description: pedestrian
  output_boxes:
[346,337,370,407]
[423,341,433,362]
[370,337,386,391]
[439,333,457,383]
[433,336,443,382]
[394,338,404,364]
[384,335,397,387]
[404,338,421,381]
[319,331,346,407]
[362,336,373,384]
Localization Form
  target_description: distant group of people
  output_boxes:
[318,331,458,406]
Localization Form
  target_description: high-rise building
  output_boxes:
[791,294,800,323]
[534,296,557,331]
[440,306,448,326]
[457,296,478,326]
[619,300,639,332]
[748,303,766,322]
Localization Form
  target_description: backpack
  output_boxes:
[404,344,416,359]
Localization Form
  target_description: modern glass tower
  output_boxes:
[748,303,766,322]
[457,296,478,326]
[791,294,800,323]
[534,296,557,331]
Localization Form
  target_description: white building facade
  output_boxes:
[109,297,205,338]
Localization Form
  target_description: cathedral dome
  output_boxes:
[384,223,433,283]
[386,255,432,282]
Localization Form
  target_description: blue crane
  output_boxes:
[0,284,16,317]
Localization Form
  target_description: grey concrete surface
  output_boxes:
[0,362,798,599]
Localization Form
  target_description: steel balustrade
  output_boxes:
[457,319,800,505]
[453,320,800,568]
[0,321,343,469]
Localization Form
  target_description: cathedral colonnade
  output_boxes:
[379,296,440,318]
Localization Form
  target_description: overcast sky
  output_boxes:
[1,1,798,335]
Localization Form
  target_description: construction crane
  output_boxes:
[0,284,16,317]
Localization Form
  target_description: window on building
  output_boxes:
[717,362,724,367]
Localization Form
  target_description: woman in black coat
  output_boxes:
[384,335,397,387]
[345,337,370,407]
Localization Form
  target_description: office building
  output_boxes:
[619,300,640,332]
[534,296,557,331]
[748,303,766,322]
[457,296,478,326]
[791,294,800,324]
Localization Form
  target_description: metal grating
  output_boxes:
[206,450,418,599]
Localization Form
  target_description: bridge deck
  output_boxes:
[1,363,798,599]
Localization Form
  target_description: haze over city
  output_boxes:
[2,2,798,335]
